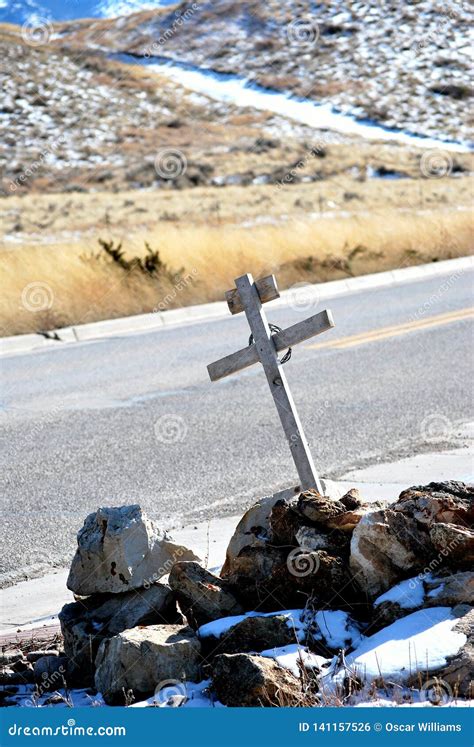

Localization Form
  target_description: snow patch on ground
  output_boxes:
[260,644,330,677]
[340,607,466,683]
[132,679,224,708]
[314,610,364,650]
[374,577,427,609]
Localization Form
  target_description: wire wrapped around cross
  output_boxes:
[248,323,292,365]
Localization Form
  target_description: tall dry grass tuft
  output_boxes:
[1,208,472,336]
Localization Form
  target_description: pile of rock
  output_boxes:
[59,505,199,691]
[40,481,473,706]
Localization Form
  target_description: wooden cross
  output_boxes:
[207,273,335,493]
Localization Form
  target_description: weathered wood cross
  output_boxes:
[207,273,335,493]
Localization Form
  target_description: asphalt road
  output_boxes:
[1,268,473,586]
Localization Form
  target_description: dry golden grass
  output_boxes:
[1,206,472,336]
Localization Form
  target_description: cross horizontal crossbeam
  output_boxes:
[207,308,334,382]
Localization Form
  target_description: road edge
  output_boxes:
[1,255,472,358]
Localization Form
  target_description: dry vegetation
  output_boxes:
[1,179,472,336]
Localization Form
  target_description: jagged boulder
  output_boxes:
[67,505,199,595]
[59,583,180,683]
[211,653,303,706]
[95,625,201,704]
[350,481,474,598]
[168,561,243,628]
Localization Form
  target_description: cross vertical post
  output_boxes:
[235,273,323,493]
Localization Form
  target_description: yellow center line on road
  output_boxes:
[305,307,474,351]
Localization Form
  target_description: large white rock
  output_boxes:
[67,505,199,595]
[95,625,201,704]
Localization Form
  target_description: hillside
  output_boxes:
[56,0,473,142]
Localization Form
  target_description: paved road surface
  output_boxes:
[1,268,473,585]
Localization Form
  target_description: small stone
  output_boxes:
[168,562,243,628]
[340,488,363,510]
[26,650,59,663]
[269,499,301,545]
[67,504,200,596]
[0,649,24,666]
[297,490,346,524]
[95,625,201,705]
[33,656,68,687]
[199,614,296,656]
[295,526,329,551]
[211,653,304,706]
